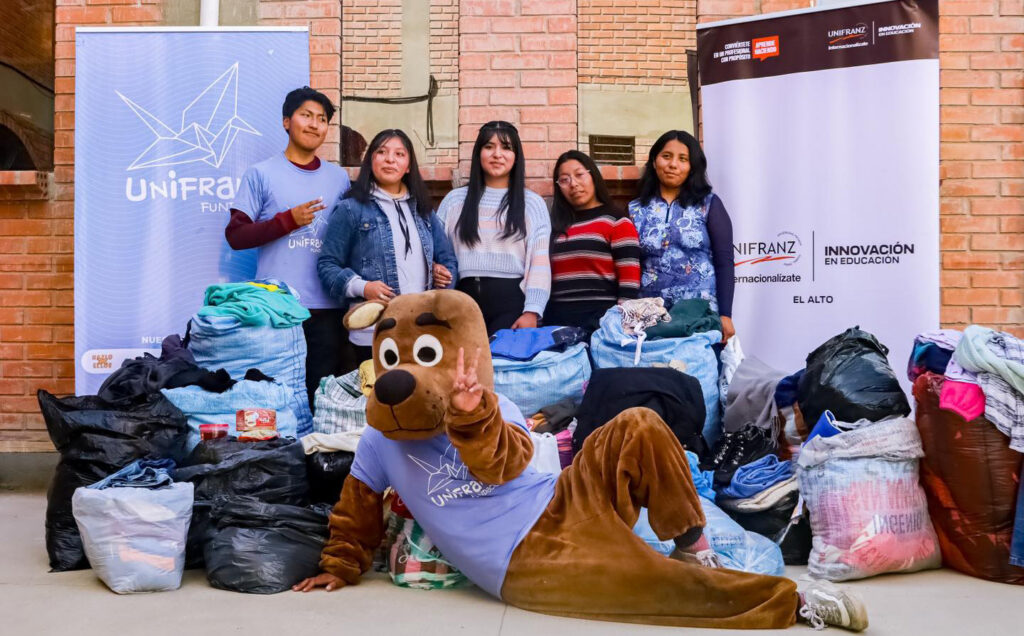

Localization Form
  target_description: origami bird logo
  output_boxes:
[408,445,470,496]
[117,63,261,170]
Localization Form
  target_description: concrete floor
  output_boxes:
[2,490,1020,636]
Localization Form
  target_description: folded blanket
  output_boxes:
[198,281,310,328]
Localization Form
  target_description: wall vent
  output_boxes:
[589,134,634,165]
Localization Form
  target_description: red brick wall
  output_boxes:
[1,1,165,450]
[259,0,342,163]
[579,0,697,86]
[0,0,55,90]
[341,0,404,96]
[459,0,578,195]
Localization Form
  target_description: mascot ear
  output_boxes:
[344,300,387,331]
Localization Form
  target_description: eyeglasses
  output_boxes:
[556,171,592,188]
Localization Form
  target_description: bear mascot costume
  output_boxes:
[294,290,866,631]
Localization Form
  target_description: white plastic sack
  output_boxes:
[719,334,745,410]
[528,432,562,475]
[72,482,193,594]
[702,500,785,576]
[590,307,722,446]
[493,343,591,417]
[797,416,941,581]
[631,501,785,576]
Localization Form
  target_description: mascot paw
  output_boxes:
[345,301,387,330]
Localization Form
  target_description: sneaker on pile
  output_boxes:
[799,580,869,632]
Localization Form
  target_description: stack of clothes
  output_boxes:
[907,325,1024,580]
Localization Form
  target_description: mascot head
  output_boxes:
[343,290,492,440]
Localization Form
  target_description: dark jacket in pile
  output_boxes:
[573,367,707,458]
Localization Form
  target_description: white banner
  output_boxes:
[698,0,939,390]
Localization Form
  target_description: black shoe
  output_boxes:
[713,426,776,488]
[701,430,739,471]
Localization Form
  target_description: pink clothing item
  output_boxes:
[939,379,986,421]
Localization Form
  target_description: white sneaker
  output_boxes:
[799,580,869,632]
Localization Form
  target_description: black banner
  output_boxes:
[697,0,938,86]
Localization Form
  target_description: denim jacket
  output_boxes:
[317,196,459,308]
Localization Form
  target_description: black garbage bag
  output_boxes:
[574,367,707,458]
[797,327,910,427]
[205,496,331,594]
[306,451,354,505]
[37,390,189,571]
[722,491,812,565]
[173,437,309,568]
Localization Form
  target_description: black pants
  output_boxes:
[542,299,614,335]
[339,341,373,376]
[302,308,350,410]
[456,276,525,335]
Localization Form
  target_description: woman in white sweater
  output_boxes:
[437,121,551,334]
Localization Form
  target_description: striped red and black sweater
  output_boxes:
[549,205,642,306]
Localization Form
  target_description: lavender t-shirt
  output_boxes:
[233,152,350,308]
[350,395,557,598]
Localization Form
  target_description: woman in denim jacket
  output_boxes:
[628,130,736,343]
[318,129,458,369]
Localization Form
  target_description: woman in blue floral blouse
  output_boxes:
[628,130,735,342]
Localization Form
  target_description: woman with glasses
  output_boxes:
[629,130,736,342]
[437,121,551,334]
[545,150,641,333]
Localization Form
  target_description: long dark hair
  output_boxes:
[346,129,432,218]
[550,150,623,240]
[637,130,712,208]
[455,121,527,247]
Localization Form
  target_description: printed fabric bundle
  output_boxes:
[381,507,468,590]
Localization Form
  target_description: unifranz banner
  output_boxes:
[74,27,309,394]
[697,0,939,390]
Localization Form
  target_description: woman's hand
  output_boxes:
[510,312,539,330]
[364,281,396,303]
[292,572,344,592]
[451,347,484,413]
[432,263,453,288]
[720,315,735,343]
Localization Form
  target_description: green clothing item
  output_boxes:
[197,282,311,328]
[645,298,722,340]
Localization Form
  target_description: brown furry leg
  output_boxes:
[501,407,798,629]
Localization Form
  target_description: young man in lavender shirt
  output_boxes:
[225,87,352,407]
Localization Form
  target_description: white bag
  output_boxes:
[719,334,745,409]
[72,482,194,594]
[528,431,562,475]
[797,417,940,581]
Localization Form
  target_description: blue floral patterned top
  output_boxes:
[629,193,731,313]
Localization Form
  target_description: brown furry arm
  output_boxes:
[319,475,385,585]
[445,389,534,485]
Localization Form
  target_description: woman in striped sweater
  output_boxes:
[437,121,551,335]
[545,150,641,333]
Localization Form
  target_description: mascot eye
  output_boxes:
[412,334,443,367]
[379,338,400,369]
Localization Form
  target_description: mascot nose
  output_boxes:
[374,369,417,405]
